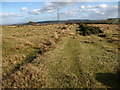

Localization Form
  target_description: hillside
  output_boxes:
[2,23,119,88]
[7,18,119,26]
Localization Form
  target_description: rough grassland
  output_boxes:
[2,24,119,88]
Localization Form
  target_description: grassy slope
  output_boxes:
[32,34,118,88]
[2,24,118,88]
[2,24,69,77]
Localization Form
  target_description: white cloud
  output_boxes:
[1,12,24,25]
[98,4,108,8]
[43,2,73,11]
[28,2,116,16]
[78,4,118,19]
[95,10,104,14]
[80,4,109,9]
[1,12,23,18]
[87,5,93,8]
[28,9,41,15]
[80,8,105,15]
[80,5,85,9]
[115,5,118,8]
[79,4,117,14]
[21,7,28,11]
[60,8,77,15]
[28,2,74,15]
[112,5,118,8]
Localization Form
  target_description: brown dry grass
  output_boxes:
[2,23,119,88]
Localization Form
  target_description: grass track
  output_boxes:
[2,24,119,88]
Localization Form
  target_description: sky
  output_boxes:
[0,1,119,25]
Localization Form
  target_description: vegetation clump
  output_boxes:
[28,21,37,25]
[77,24,103,36]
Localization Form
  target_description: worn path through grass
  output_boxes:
[45,36,86,88]
[34,36,96,88]
[2,24,118,88]
[33,34,118,88]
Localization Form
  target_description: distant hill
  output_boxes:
[35,18,119,24]
[36,19,95,24]
[9,18,119,26]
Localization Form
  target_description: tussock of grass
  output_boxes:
[77,24,103,36]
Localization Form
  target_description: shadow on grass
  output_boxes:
[25,50,43,63]
[95,71,120,88]
[3,50,43,80]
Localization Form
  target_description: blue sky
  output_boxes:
[0,1,119,25]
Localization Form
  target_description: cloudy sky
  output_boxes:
[1,1,119,25]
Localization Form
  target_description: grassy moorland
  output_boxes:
[2,23,119,88]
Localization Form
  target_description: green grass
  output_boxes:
[77,24,102,36]
[2,24,118,88]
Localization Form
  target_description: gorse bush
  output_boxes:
[28,21,37,25]
[77,24,103,36]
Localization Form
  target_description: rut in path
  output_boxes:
[42,36,92,88]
